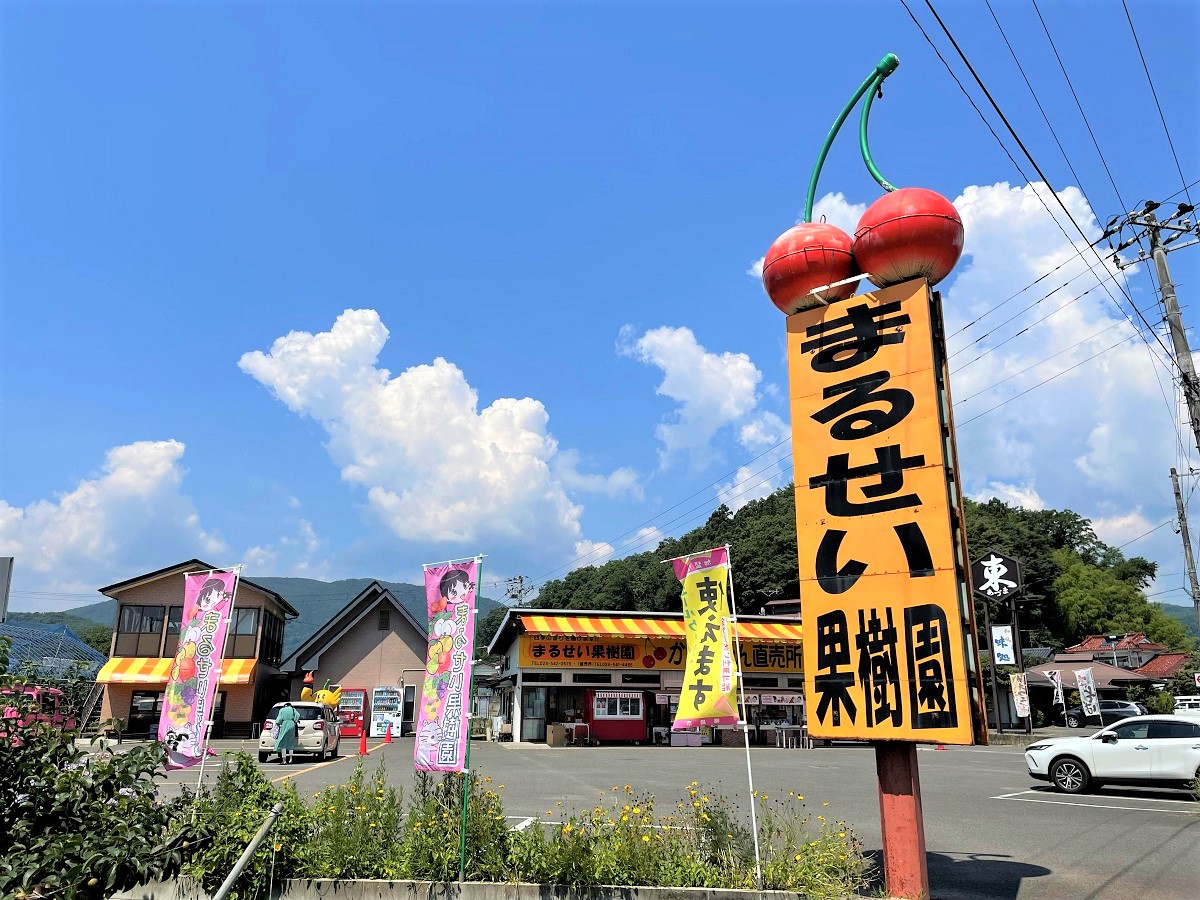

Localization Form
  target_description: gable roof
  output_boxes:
[280,581,426,672]
[1065,633,1166,653]
[0,621,106,677]
[1026,659,1155,690]
[1134,652,1192,680]
[98,559,299,618]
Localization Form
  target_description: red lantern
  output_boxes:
[762,222,860,314]
[852,187,963,288]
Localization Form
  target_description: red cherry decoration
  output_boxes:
[653,647,667,660]
[762,222,860,314]
[642,655,657,669]
[852,187,963,288]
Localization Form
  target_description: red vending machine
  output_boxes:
[584,689,648,744]
[338,687,368,738]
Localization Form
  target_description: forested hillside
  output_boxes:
[476,487,1194,653]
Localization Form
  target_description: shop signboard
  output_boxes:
[788,279,982,745]
[518,635,802,674]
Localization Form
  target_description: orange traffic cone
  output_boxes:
[384,722,393,744]
[359,728,368,756]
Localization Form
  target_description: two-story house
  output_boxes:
[95,559,298,737]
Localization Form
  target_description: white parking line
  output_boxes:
[991,790,1199,813]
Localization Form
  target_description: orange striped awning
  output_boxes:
[518,614,801,644]
[97,657,257,685]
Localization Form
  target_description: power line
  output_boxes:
[985,0,1097,214]
[1121,0,1194,207]
[957,330,1140,427]
[953,316,1128,404]
[905,0,1179,372]
[1030,0,1132,215]
[1116,519,1175,550]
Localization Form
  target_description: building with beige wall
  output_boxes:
[281,581,428,736]
[96,559,298,738]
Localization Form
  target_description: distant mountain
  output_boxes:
[49,576,501,658]
[1158,601,1200,643]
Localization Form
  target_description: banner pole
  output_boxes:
[458,555,483,883]
[723,544,763,891]
[193,565,243,809]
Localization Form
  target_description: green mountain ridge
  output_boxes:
[21,576,501,658]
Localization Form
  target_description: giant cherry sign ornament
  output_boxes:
[762,52,964,312]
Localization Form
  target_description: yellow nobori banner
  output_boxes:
[671,547,739,729]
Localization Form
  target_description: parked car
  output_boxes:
[1060,699,1142,728]
[1174,696,1200,720]
[257,702,340,762]
[1026,715,1200,795]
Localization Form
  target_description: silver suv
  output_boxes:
[258,702,341,762]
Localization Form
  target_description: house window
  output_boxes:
[115,605,166,657]
[229,608,260,659]
[378,608,390,631]
[742,676,779,689]
[259,611,284,667]
[163,607,184,657]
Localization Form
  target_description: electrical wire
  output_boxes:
[1122,0,1194,207]
[953,316,1128,404]
[904,0,1179,373]
[1116,519,1175,550]
[957,330,1140,427]
[948,271,1105,363]
[1031,0,1133,216]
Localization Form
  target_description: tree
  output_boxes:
[1053,549,1192,650]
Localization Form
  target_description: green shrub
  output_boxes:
[0,670,192,899]
[185,753,313,899]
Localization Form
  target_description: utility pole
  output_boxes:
[1106,200,1200,631]
[1170,468,1200,629]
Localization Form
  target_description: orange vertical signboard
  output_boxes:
[788,278,983,745]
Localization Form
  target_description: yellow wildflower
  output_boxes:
[822,802,830,807]
[641,835,650,842]
[632,807,641,814]
[838,832,845,838]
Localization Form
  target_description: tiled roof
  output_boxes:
[1134,652,1192,679]
[1065,633,1167,653]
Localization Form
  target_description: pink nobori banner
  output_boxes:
[414,559,479,772]
[158,571,238,769]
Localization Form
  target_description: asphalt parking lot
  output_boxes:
[137,735,1200,900]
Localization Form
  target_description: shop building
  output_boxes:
[95,560,298,737]
[486,609,805,745]
[280,581,429,737]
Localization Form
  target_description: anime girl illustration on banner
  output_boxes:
[159,571,238,769]
[414,558,479,772]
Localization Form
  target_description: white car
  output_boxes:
[257,702,341,762]
[1025,715,1200,795]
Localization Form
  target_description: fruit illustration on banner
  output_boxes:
[853,187,963,288]
[762,223,860,313]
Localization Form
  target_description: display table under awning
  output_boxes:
[97,657,257,685]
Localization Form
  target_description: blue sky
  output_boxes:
[2,1,1197,613]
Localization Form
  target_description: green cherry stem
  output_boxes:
[803,53,900,223]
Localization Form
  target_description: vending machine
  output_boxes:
[370,685,402,737]
[337,687,368,738]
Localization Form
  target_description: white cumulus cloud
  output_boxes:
[239,309,621,562]
[619,325,762,467]
[0,440,225,600]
